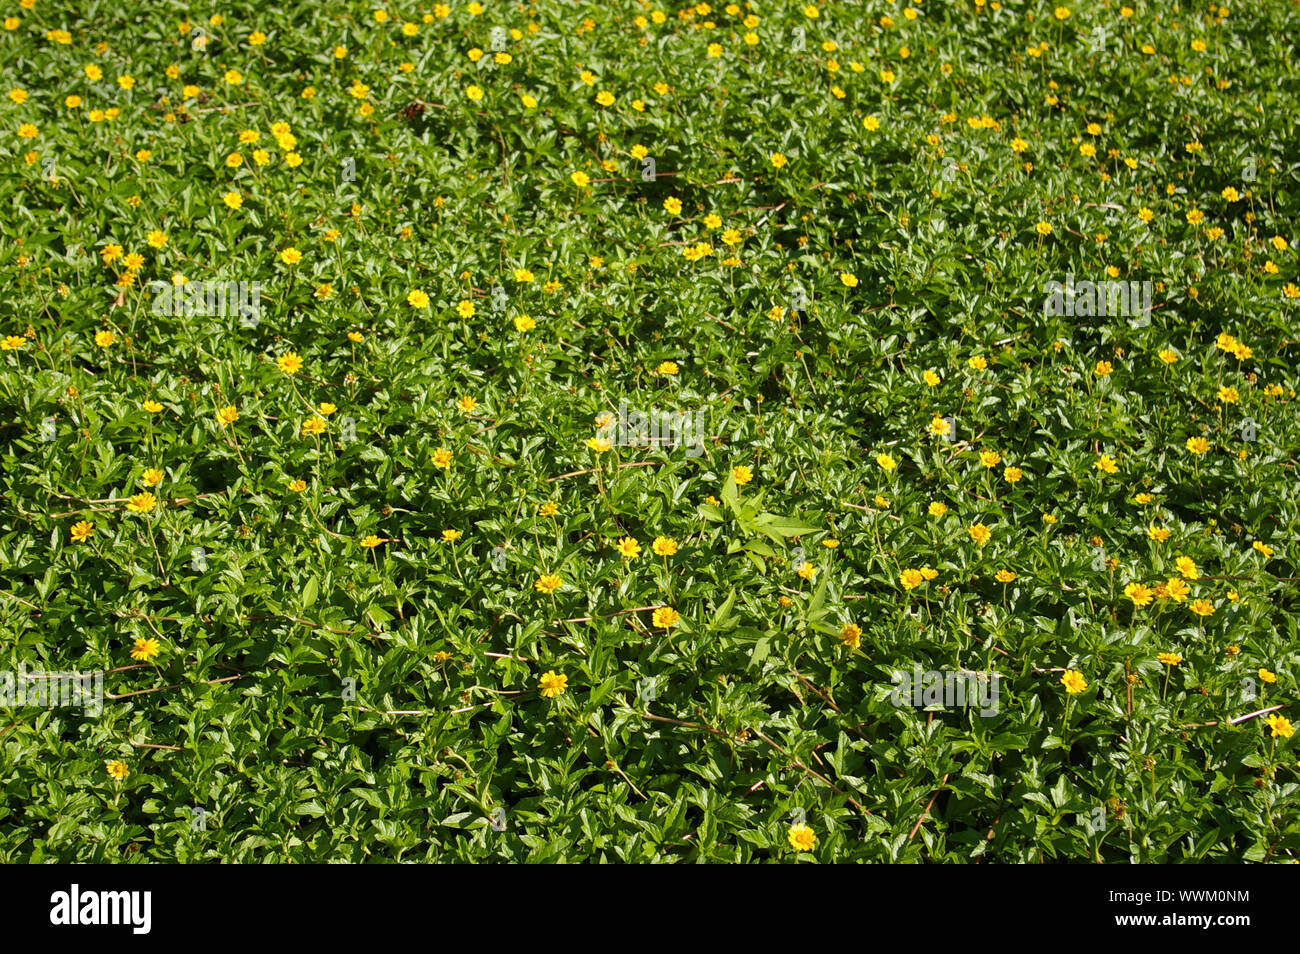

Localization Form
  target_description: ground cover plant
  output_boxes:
[0,0,1298,863]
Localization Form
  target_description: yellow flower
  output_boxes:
[663,196,683,215]
[432,448,453,468]
[787,823,816,852]
[1061,670,1088,694]
[301,416,327,436]
[1264,714,1294,739]
[106,760,130,781]
[1253,540,1275,558]
[407,289,430,309]
[95,330,116,348]
[223,191,243,210]
[359,534,383,548]
[127,492,156,513]
[458,300,476,319]
[457,396,478,413]
[513,314,536,332]
[839,622,862,649]
[979,450,1001,469]
[732,465,753,485]
[1,334,26,350]
[1148,525,1171,543]
[130,637,162,661]
[995,569,1016,583]
[923,369,941,387]
[216,405,239,426]
[71,520,95,542]
[1124,582,1154,607]
[652,536,678,556]
[900,568,925,590]
[1094,360,1112,376]
[288,479,307,493]
[1175,556,1199,579]
[615,537,641,559]
[1094,454,1118,474]
[840,271,858,288]
[656,360,679,376]
[928,501,948,517]
[652,606,681,629]
[442,529,462,542]
[142,467,164,487]
[570,171,591,187]
[586,436,612,452]
[596,90,615,106]
[1004,466,1023,484]
[769,152,788,168]
[539,502,558,518]
[280,247,303,265]
[535,573,563,594]
[876,452,897,472]
[1035,221,1053,236]
[277,351,304,375]
[968,523,991,546]
[968,355,987,371]
[1190,599,1214,617]
[539,670,568,698]
[1259,668,1277,684]
[1157,652,1182,666]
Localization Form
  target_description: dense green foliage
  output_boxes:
[1,0,1298,862]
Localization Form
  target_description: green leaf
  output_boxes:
[301,574,320,610]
